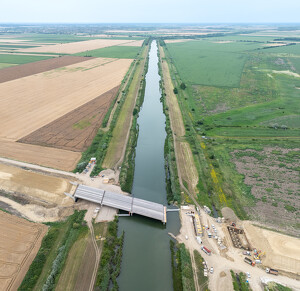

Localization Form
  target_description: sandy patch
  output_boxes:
[263,43,287,47]
[0,163,75,206]
[244,221,300,275]
[271,70,300,77]
[260,69,300,78]
[213,41,234,44]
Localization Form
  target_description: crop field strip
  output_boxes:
[0,140,82,171]
[0,55,93,83]
[102,46,148,169]
[18,38,143,54]
[0,211,47,291]
[0,53,53,66]
[165,40,263,87]
[19,86,120,152]
[75,45,142,59]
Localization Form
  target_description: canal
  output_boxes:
[117,41,180,290]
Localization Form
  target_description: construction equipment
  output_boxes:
[244,257,255,266]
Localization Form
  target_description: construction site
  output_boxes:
[177,205,300,291]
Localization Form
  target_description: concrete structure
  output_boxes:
[70,184,167,223]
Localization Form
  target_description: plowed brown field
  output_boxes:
[19,86,120,152]
[0,57,132,141]
[0,55,93,84]
[18,39,140,54]
[0,211,47,291]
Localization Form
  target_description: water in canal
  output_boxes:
[117,41,180,290]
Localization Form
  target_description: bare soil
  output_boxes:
[0,211,48,291]
[19,86,120,152]
[0,163,74,206]
[0,56,93,83]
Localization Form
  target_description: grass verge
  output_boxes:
[170,241,196,291]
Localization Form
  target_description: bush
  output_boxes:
[180,83,186,90]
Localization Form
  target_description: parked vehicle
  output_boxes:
[210,267,214,274]
[201,246,212,256]
[266,268,278,275]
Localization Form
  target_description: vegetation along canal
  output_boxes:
[117,41,180,290]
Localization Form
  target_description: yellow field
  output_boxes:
[0,57,132,141]
[0,211,48,291]
[118,40,144,47]
[18,39,140,54]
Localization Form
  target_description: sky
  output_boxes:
[1,0,300,23]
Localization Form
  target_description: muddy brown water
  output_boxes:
[117,41,180,290]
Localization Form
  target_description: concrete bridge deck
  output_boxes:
[71,184,167,223]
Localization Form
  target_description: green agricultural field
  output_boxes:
[166,40,262,87]
[0,44,38,49]
[0,54,53,64]
[0,63,16,69]
[76,45,141,59]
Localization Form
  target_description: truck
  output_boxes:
[244,257,255,266]
[201,246,211,256]
[266,268,278,275]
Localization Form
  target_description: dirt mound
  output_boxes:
[221,207,239,223]
[243,221,300,276]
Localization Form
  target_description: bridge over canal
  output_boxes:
[68,184,167,223]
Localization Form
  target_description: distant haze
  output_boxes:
[1,0,300,23]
